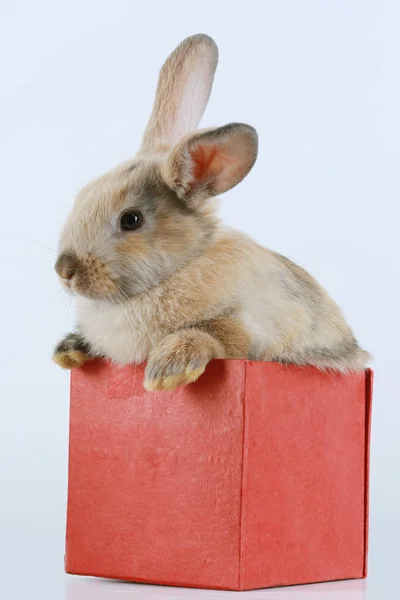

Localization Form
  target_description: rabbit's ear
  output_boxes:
[162,123,258,206]
[140,34,218,153]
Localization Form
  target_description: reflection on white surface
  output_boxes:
[65,577,367,600]
[10,532,398,600]
[1,531,396,600]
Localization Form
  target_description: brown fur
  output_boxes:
[53,34,370,390]
[195,315,251,358]
[164,124,259,205]
[53,350,89,369]
[140,35,218,153]
[144,328,225,391]
[53,332,92,369]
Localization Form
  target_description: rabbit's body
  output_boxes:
[76,225,367,372]
[53,34,369,389]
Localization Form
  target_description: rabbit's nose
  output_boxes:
[55,253,77,280]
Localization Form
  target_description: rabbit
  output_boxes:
[53,34,370,391]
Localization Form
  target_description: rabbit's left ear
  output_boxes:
[162,123,258,206]
[140,34,218,153]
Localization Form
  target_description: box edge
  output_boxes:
[362,368,373,578]
[64,371,74,574]
[237,360,248,590]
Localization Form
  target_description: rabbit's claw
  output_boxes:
[144,366,206,391]
[52,333,91,369]
[144,331,215,391]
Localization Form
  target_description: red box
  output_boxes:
[65,360,372,591]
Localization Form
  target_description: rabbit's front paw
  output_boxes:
[144,353,207,392]
[52,333,91,369]
[144,330,223,392]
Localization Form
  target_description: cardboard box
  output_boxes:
[65,360,373,591]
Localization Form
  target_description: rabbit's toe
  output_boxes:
[143,329,222,391]
[144,365,206,391]
[53,349,89,369]
[52,333,91,370]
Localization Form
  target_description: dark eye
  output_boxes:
[120,209,144,231]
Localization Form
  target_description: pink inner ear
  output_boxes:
[191,143,233,183]
[176,124,258,197]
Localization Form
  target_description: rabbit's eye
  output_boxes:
[120,210,144,231]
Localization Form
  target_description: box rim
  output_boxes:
[363,368,374,578]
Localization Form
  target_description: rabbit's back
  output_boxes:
[76,227,369,370]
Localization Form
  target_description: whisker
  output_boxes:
[3,233,56,254]
[66,296,73,326]
[106,293,140,390]
[117,289,157,351]
[50,287,64,307]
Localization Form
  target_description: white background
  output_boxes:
[0,1,399,598]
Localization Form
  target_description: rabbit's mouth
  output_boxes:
[55,251,119,300]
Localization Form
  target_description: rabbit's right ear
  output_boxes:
[139,34,218,154]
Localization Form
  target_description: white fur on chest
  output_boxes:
[76,298,159,364]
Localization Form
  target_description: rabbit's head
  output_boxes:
[55,35,258,300]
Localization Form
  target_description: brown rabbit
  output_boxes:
[53,34,370,391]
